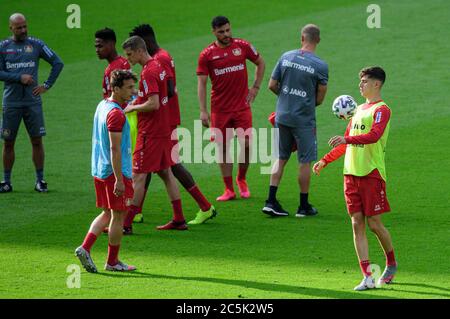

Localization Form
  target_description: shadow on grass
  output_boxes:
[95,271,398,299]
[388,282,450,298]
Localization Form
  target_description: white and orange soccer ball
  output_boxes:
[332,95,357,120]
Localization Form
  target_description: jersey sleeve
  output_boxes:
[0,43,21,82]
[321,120,352,165]
[107,108,126,132]
[317,61,329,85]
[243,40,260,63]
[139,69,159,101]
[271,57,282,81]
[345,106,391,145]
[37,40,64,88]
[196,50,209,76]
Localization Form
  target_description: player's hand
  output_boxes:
[20,74,34,85]
[114,179,125,197]
[313,160,326,176]
[32,85,48,96]
[124,104,135,113]
[328,136,346,148]
[246,87,259,104]
[200,111,210,128]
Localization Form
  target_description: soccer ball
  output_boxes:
[332,95,357,120]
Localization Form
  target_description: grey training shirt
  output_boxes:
[0,36,64,107]
[271,50,328,128]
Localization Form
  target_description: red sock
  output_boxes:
[237,165,248,181]
[386,250,397,266]
[359,260,372,277]
[123,205,139,228]
[81,232,97,253]
[223,176,234,191]
[171,199,185,222]
[188,185,211,212]
[107,244,120,266]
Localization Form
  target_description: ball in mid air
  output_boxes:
[332,95,357,120]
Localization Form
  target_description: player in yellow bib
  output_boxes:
[313,67,397,291]
[126,111,138,153]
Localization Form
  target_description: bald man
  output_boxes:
[0,13,64,193]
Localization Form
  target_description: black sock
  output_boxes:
[268,185,278,202]
[36,169,44,182]
[4,170,11,183]
[300,193,309,208]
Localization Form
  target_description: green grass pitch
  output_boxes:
[0,0,449,299]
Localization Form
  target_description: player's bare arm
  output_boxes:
[109,131,124,196]
[247,56,265,103]
[268,78,280,95]
[316,84,327,106]
[124,94,159,113]
[197,75,210,127]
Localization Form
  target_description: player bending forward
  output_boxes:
[313,66,397,291]
[75,70,137,273]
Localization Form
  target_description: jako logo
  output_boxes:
[282,87,307,97]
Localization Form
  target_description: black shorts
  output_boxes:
[275,122,317,163]
[1,104,46,140]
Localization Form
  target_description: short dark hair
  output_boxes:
[129,24,159,55]
[359,66,386,84]
[110,69,137,89]
[211,16,230,29]
[129,24,155,39]
[95,27,116,42]
[122,35,147,52]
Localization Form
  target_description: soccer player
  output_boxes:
[197,16,265,201]
[94,28,130,98]
[313,66,397,291]
[262,24,328,218]
[126,24,216,226]
[122,36,188,231]
[75,69,137,273]
[0,13,64,193]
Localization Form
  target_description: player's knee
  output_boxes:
[367,219,382,233]
[157,169,169,180]
[4,139,15,151]
[351,216,365,231]
[30,137,43,147]
[171,163,183,176]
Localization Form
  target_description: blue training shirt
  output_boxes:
[271,50,328,128]
[0,36,64,107]
[91,99,132,180]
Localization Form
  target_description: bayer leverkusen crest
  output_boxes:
[232,48,242,56]
[24,45,33,53]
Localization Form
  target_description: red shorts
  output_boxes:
[94,174,133,211]
[133,134,174,173]
[210,108,253,143]
[344,175,391,216]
